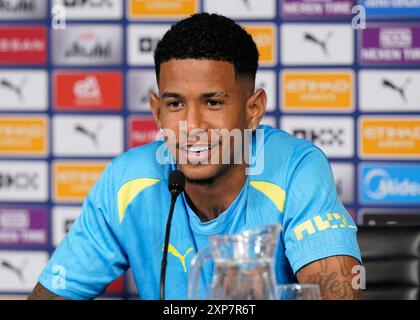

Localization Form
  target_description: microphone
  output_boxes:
[160,170,185,300]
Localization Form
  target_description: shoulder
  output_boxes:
[255,125,327,181]
[98,140,171,193]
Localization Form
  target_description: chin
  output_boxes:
[178,163,225,184]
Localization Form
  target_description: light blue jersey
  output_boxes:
[38,125,361,299]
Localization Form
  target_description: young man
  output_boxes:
[29,13,361,300]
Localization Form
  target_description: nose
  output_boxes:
[184,104,208,138]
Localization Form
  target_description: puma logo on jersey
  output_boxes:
[165,244,193,272]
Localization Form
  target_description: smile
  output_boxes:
[179,143,219,164]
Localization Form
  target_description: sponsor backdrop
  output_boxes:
[0,0,419,299]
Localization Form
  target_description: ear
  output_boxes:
[246,88,267,130]
[149,92,162,129]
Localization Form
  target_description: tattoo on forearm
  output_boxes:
[304,257,361,300]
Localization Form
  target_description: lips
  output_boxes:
[178,143,219,164]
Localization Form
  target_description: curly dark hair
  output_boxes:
[154,13,259,82]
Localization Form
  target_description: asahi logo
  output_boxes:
[0,0,35,13]
[65,32,112,59]
[53,25,122,65]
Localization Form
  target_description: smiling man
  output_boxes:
[29,13,362,300]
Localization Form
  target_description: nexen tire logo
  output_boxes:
[363,167,420,202]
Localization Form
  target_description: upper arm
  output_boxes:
[282,146,362,279]
[28,282,67,300]
[296,255,362,300]
[36,163,129,299]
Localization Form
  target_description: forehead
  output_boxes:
[158,59,237,92]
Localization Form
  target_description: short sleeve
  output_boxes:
[38,162,129,299]
[282,146,361,275]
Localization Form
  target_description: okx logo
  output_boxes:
[52,0,122,20]
[0,161,48,202]
[360,163,420,205]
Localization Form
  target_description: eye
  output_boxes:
[167,100,184,109]
[206,100,223,108]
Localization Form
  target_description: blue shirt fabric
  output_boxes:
[38,125,361,300]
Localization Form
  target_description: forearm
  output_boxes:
[296,256,362,300]
[27,283,67,300]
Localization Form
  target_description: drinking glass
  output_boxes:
[275,284,322,300]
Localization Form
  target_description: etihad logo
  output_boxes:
[282,71,353,112]
[294,213,356,241]
[128,0,198,19]
[364,168,420,201]
[0,116,48,157]
[53,161,107,202]
[379,28,412,49]
[243,24,276,66]
[54,72,122,111]
[359,117,420,158]
[165,244,193,273]
[382,77,411,103]
[303,31,333,57]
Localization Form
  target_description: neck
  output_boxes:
[184,164,247,222]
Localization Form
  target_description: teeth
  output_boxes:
[186,145,209,153]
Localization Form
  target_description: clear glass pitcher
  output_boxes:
[188,224,281,300]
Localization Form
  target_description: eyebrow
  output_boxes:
[160,91,230,99]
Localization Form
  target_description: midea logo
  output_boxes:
[364,168,420,200]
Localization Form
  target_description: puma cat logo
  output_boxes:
[165,244,193,272]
